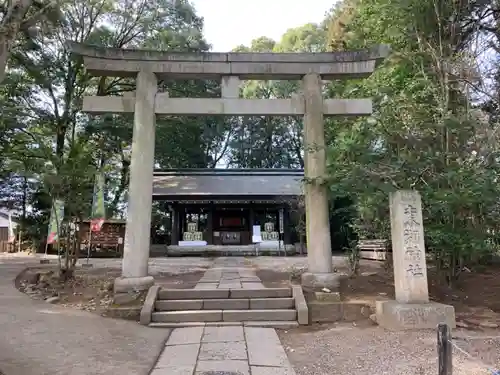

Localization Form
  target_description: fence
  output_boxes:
[438,323,500,375]
[0,241,14,253]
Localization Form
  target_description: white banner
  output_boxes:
[279,209,284,234]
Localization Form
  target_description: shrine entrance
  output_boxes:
[152,169,301,255]
[213,208,248,245]
[70,42,389,293]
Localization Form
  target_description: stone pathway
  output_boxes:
[195,268,264,289]
[150,267,296,375]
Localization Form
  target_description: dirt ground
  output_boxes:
[258,263,500,329]
[256,269,292,288]
[344,266,500,328]
[16,258,500,328]
[16,266,204,316]
[13,257,500,374]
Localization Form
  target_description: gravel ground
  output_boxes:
[248,255,382,272]
[279,324,500,375]
[8,254,378,274]
[1,254,215,275]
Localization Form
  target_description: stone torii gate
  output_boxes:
[70,42,389,296]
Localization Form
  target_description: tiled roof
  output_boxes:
[153,169,304,197]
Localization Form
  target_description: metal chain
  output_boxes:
[453,335,500,341]
[449,339,500,375]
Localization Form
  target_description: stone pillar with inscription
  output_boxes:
[375,190,456,330]
[391,190,429,303]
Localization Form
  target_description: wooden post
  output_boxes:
[249,205,254,235]
[206,203,214,245]
[179,206,185,242]
[278,207,284,256]
[437,323,452,375]
[283,205,291,246]
[170,206,178,245]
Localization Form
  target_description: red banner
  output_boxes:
[90,218,105,232]
[47,232,57,244]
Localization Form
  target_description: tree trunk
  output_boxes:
[22,176,27,220]
[0,0,34,84]
[109,156,130,216]
[0,41,8,84]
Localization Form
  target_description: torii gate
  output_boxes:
[69,42,389,296]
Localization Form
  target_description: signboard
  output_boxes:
[220,217,243,227]
[82,221,125,251]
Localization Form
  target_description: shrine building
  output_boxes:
[151,169,304,255]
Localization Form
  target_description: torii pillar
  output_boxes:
[300,72,338,290]
[114,70,158,296]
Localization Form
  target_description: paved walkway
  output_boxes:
[0,255,168,375]
[0,254,298,374]
[150,266,296,375]
[195,268,264,289]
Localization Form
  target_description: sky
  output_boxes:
[190,0,335,52]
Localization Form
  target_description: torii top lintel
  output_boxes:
[68,41,390,80]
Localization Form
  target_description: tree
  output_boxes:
[0,0,61,83]
[0,0,218,268]
[324,0,500,284]
[226,24,329,168]
[5,0,212,207]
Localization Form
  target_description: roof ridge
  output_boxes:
[153,168,304,176]
[152,171,304,197]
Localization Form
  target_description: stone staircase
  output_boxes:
[147,287,300,328]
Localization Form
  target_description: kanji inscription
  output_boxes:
[402,202,425,278]
[390,190,429,303]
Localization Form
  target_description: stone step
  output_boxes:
[155,297,295,311]
[148,321,299,329]
[157,287,292,300]
[151,309,297,323]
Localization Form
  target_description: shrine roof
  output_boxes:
[153,169,303,197]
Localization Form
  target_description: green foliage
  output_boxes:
[0,0,498,288]
[0,0,216,256]
[324,0,500,284]
[227,23,329,169]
